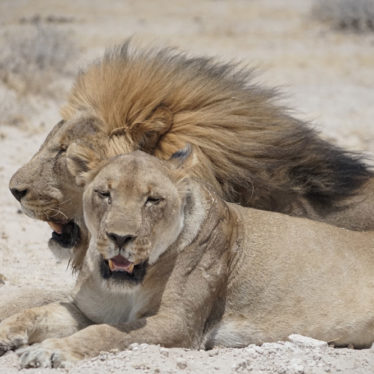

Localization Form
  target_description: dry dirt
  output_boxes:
[0,0,374,373]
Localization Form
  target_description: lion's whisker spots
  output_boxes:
[23,202,57,209]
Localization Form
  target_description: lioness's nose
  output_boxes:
[106,232,136,248]
[10,187,28,202]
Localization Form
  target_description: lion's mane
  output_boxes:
[62,41,371,214]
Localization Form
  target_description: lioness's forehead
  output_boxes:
[94,152,171,189]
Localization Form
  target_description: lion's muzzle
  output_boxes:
[49,221,80,249]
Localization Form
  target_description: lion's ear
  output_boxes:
[130,106,173,153]
[168,144,194,169]
[66,143,101,187]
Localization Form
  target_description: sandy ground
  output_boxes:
[0,0,374,373]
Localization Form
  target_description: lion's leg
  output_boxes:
[0,301,91,356]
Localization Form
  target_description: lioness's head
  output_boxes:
[81,150,190,288]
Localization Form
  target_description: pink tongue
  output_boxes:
[108,255,134,273]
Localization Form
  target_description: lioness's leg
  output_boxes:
[203,315,271,348]
[0,287,68,321]
[0,302,90,355]
[19,314,193,368]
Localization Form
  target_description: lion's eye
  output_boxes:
[56,145,67,157]
[145,196,163,207]
[95,190,111,200]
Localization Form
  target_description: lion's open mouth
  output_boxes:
[48,220,80,248]
[100,254,147,284]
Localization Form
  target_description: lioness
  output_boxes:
[9,42,374,272]
[2,150,374,368]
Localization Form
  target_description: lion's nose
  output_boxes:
[10,187,28,202]
[106,232,136,248]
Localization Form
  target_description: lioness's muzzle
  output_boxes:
[100,255,147,284]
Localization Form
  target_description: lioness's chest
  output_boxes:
[73,281,150,324]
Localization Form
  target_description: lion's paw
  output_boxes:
[18,339,79,369]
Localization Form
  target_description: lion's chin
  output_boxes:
[48,221,80,260]
[99,255,147,284]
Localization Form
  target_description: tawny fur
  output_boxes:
[9,42,374,272]
[2,151,374,369]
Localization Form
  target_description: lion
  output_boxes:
[1,149,374,368]
[9,41,374,272]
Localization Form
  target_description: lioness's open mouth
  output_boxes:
[48,220,80,248]
[100,254,147,284]
[108,254,135,273]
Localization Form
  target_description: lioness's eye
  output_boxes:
[95,189,111,200]
[145,196,163,207]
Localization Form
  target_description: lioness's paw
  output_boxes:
[18,339,80,369]
[0,323,28,356]
[0,336,27,356]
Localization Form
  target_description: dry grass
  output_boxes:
[312,0,374,32]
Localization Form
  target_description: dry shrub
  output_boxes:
[0,22,78,98]
[19,14,75,25]
[312,0,374,32]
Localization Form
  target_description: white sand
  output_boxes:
[0,0,373,372]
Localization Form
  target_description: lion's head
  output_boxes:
[81,150,191,290]
[9,41,372,269]
[8,117,97,263]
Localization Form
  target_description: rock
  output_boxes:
[288,334,328,348]
[176,358,188,369]
[0,274,6,285]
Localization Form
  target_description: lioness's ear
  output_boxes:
[130,106,173,153]
[168,144,194,169]
[66,143,101,187]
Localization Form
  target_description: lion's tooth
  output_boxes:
[48,221,63,234]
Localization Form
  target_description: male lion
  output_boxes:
[9,42,374,272]
[2,150,374,368]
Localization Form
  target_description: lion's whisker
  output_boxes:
[58,199,72,207]
[46,208,69,220]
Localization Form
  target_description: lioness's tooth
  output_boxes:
[127,263,134,273]
[108,259,115,271]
